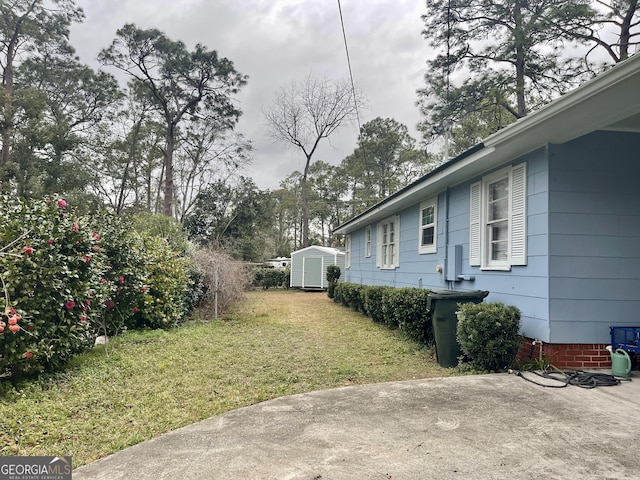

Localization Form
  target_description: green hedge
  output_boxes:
[253,268,289,289]
[334,283,432,345]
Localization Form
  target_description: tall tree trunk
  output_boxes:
[513,0,527,118]
[163,123,175,217]
[620,0,638,61]
[301,154,312,247]
[1,37,16,167]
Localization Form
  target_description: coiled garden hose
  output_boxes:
[508,367,631,388]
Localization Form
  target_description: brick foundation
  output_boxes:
[516,338,614,369]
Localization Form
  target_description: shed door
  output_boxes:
[303,257,323,288]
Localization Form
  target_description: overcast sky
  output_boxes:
[69,0,431,190]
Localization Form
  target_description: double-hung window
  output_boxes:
[419,197,437,254]
[470,163,527,270]
[377,215,400,269]
[365,225,372,258]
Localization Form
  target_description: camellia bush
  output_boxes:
[0,196,196,380]
[0,195,109,378]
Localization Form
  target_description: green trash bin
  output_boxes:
[427,290,489,368]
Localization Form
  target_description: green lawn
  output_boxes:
[0,290,452,466]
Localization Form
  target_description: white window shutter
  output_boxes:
[376,223,382,268]
[510,163,527,265]
[394,215,400,268]
[469,182,481,266]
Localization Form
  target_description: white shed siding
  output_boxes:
[290,246,346,288]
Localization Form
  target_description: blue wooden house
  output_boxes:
[334,54,640,368]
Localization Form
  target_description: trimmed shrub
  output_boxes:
[339,283,366,313]
[456,301,521,371]
[333,282,344,304]
[391,288,432,344]
[363,285,392,323]
[326,265,340,299]
[254,268,289,289]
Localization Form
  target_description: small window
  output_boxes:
[365,225,372,258]
[419,197,437,254]
[377,216,400,269]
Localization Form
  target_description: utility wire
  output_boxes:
[337,0,370,213]
[337,0,363,136]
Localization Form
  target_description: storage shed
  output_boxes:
[290,246,345,289]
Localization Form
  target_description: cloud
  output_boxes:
[71,0,429,190]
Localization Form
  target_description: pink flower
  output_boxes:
[85,299,91,306]
[22,245,34,255]
[141,286,148,293]
[133,307,139,313]
[80,316,87,322]
[65,300,75,310]
[99,278,106,284]
[47,239,54,245]
[118,276,125,284]
[106,300,114,309]
[83,255,91,263]
[73,223,79,232]
[57,199,67,208]
[24,351,33,359]
[92,232,101,240]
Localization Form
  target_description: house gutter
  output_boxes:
[333,143,488,235]
[333,53,640,237]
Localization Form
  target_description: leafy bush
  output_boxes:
[254,268,289,289]
[0,195,199,380]
[386,287,432,344]
[332,282,344,304]
[363,285,392,323]
[333,283,432,344]
[0,195,107,378]
[91,212,147,336]
[129,212,190,253]
[135,236,193,329]
[339,283,366,313]
[326,265,340,299]
[456,302,521,371]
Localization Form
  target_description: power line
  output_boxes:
[337,0,363,135]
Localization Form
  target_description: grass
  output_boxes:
[0,290,453,467]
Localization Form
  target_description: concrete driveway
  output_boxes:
[74,372,639,480]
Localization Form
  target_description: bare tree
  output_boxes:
[263,75,361,247]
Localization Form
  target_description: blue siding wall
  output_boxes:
[345,202,448,289]
[461,151,550,341]
[548,131,640,343]
[344,148,552,341]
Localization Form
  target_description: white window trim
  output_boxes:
[376,215,400,270]
[418,196,438,254]
[345,234,351,269]
[364,225,371,258]
[470,163,527,270]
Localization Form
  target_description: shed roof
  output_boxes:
[291,245,345,256]
[334,53,640,235]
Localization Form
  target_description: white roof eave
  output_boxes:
[334,54,640,236]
